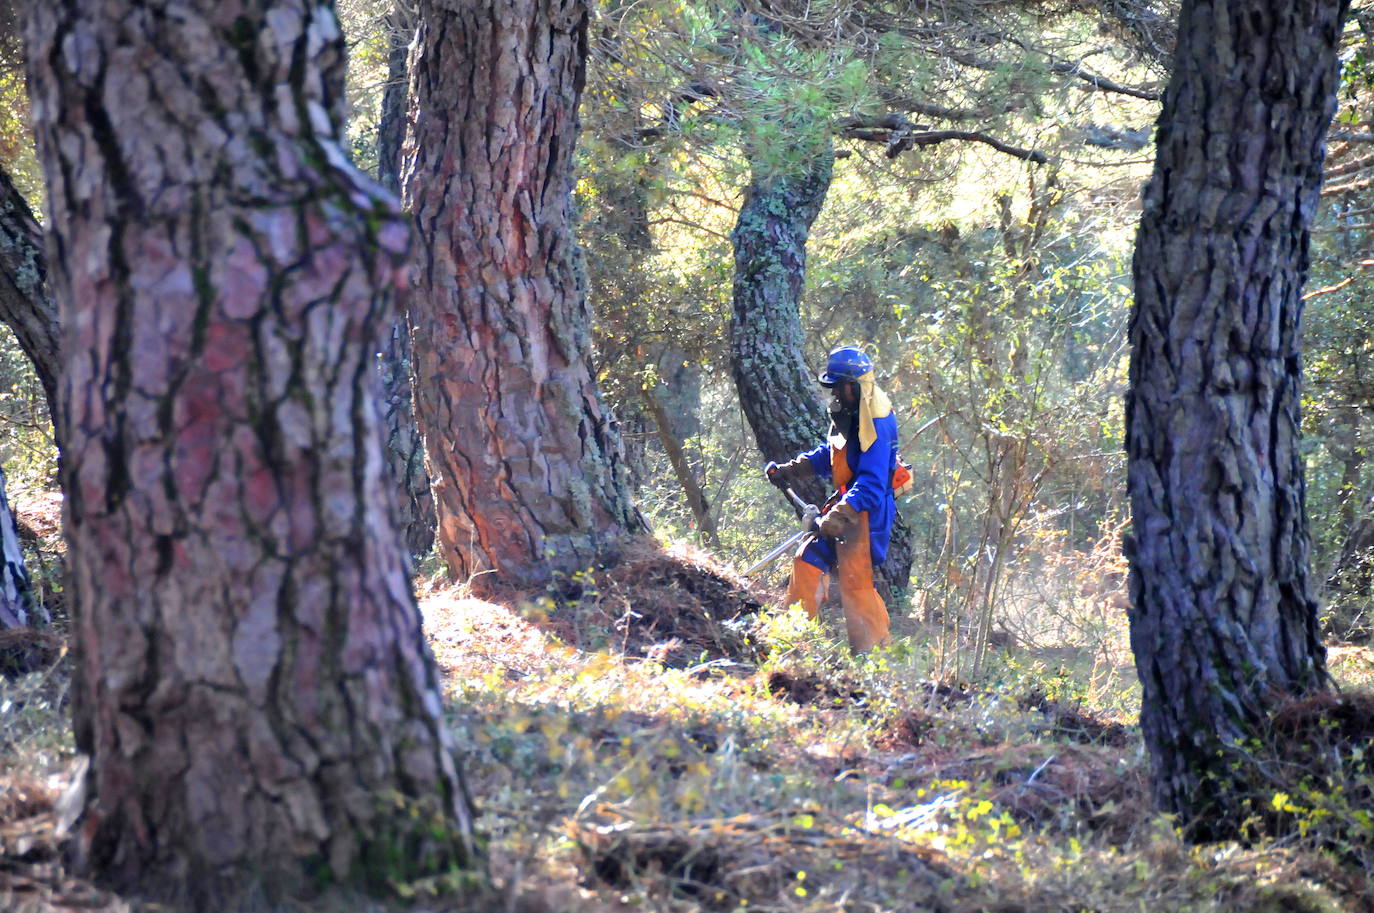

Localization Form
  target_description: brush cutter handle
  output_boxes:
[745,487,846,577]
[784,488,822,534]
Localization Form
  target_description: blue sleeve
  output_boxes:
[802,442,831,481]
[840,416,896,515]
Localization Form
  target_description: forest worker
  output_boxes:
[765,345,897,653]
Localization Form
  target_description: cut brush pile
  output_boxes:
[543,539,771,669]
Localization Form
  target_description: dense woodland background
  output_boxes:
[6,0,1374,911]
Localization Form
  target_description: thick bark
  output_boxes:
[0,163,58,420]
[375,4,412,194]
[1126,0,1349,835]
[879,496,915,599]
[375,3,435,559]
[26,0,475,898]
[404,0,644,586]
[378,319,435,558]
[728,146,912,597]
[729,150,833,479]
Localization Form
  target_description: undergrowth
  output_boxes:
[422,584,1374,912]
[5,561,1374,911]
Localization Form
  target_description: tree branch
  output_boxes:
[633,83,717,141]
[1325,150,1374,180]
[1322,175,1374,197]
[647,217,732,242]
[1302,276,1356,300]
[937,46,1162,102]
[1082,123,1152,151]
[1046,58,1162,100]
[838,116,1048,164]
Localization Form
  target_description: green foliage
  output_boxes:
[0,662,71,767]
[0,325,53,494]
[337,0,396,176]
[0,65,43,209]
[354,791,487,899]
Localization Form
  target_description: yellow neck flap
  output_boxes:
[857,369,892,452]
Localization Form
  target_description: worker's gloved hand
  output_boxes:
[765,455,815,490]
[816,501,860,539]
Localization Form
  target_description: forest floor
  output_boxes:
[4,536,1374,912]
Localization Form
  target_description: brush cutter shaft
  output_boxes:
[744,529,810,577]
[785,488,821,532]
[743,488,823,577]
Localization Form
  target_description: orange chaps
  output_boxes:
[784,512,891,653]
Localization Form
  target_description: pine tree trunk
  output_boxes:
[0,164,58,422]
[26,0,476,898]
[881,505,915,602]
[1127,0,1349,836]
[375,3,436,560]
[375,5,413,195]
[729,146,913,598]
[403,0,644,586]
[0,166,54,629]
[729,151,833,478]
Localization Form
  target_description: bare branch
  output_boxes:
[839,116,1048,164]
[1046,58,1162,100]
[1323,176,1374,197]
[1082,123,1152,151]
[1325,151,1374,180]
[648,217,732,242]
[1303,276,1356,300]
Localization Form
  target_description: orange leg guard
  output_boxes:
[835,513,890,653]
[785,556,826,619]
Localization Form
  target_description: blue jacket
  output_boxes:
[798,410,898,568]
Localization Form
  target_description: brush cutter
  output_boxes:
[744,487,822,578]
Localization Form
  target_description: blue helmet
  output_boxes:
[818,345,873,386]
